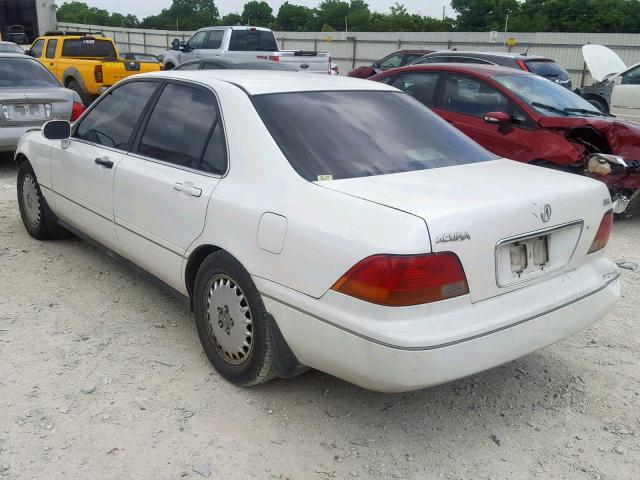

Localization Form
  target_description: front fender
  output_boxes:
[15,131,56,197]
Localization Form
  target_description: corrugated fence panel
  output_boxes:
[59,23,640,85]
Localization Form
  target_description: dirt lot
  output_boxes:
[0,156,638,480]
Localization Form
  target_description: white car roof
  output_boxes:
[139,70,397,95]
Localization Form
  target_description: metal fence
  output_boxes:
[59,22,640,86]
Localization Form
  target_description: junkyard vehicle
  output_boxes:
[174,57,298,71]
[579,44,640,122]
[0,53,84,153]
[161,26,331,74]
[411,51,573,89]
[15,71,619,392]
[6,25,27,44]
[0,41,24,54]
[371,64,640,216]
[26,32,162,105]
[347,49,434,78]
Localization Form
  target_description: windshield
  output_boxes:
[494,74,600,116]
[62,38,117,58]
[0,58,60,87]
[229,30,278,52]
[524,60,568,79]
[253,91,495,181]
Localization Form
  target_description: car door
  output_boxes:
[432,73,533,160]
[114,81,227,293]
[179,30,208,64]
[611,64,640,122]
[49,80,160,251]
[43,39,57,75]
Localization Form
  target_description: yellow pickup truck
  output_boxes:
[27,32,161,105]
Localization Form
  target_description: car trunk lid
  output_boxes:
[319,159,610,302]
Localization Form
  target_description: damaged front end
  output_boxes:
[541,117,640,216]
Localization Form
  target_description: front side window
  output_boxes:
[622,65,640,85]
[441,74,509,116]
[187,31,208,50]
[229,30,278,52]
[205,30,224,49]
[46,39,58,59]
[0,58,60,87]
[392,72,441,107]
[29,39,44,58]
[378,54,403,70]
[75,81,158,150]
[401,54,423,65]
[138,84,226,174]
[61,38,117,58]
[253,91,495,182]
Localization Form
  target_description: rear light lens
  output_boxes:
[70,101,85,121]
[516,59,529,71]
[331,253,469,307]
[588,210,613,254]
[94,65,103,83]
[268,55,279,62]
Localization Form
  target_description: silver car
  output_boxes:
[0,53,83,153]
[0,41,24,54]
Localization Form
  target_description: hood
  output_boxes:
[538,116,640,160]
[582,44,627,82]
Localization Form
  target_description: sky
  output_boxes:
[58,0,453,19]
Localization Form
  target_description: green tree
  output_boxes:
[241,1,275,27]
[276,2,315,31]
[450,0,519,31]
[141,0,219,30]
[220,13,243,25]
[315,0,351,31]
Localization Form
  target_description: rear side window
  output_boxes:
[253,91,494,181]
[378,54,404,69]
[0,58,59,87]
[45,39,57,59]
[62,38,117,58]
[402,54,423,65]
[229,30,278,52]
[205,30,224,49]
[525,60,567,78]
[441,74,509,116]
[391,72,440,107]
[138,84,227,174]
[75,81,158,150]
[29,39,44,58]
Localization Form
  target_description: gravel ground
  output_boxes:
[0,156,638,480]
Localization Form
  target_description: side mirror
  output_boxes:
[42,120,71,140]
[484,112,511,125]
[171,38,181,51]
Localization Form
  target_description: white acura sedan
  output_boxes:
[15,71,620,392]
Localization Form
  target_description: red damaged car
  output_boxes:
[370,64,640,216]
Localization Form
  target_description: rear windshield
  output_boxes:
[62,38,117,58]
[229,30,278,52]
[253,91,495,181]
[525,60,568,78]
[0,58,60,87]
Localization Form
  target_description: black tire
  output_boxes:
[193,251,276,386]
[66,79,91,107]
[587,97,609,114]
[17,161,68,240]
[164,63,175,71]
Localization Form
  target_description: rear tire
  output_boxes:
[164,63,175,71]
[17,161,68,240]
[193,251,277,386]
[66,80,91,107]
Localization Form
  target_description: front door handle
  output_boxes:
[95,157,114,168]
[173,182,202,197]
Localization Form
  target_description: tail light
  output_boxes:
[331,253,469,307]
[268,55,280,62]
[516,59,529,71]
[588,210,613,254]
[94,65,103,83]
[70,101,85,121]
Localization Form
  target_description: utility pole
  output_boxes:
[345,17,348,32]
[442,5,445,20]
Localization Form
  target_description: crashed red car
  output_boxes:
[370,64,640,216]
[347,49,434,79]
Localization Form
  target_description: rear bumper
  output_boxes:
[258,257,620,392]
[0,125,37,152]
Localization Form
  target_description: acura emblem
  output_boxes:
[541,204,552,223]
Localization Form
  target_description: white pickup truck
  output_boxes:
[161,26,331,74]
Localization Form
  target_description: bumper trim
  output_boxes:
[259,271,620,352]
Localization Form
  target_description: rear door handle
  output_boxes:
[95,157,114,168]
[173,182,202,197]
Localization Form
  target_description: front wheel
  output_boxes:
[193,251,277,386]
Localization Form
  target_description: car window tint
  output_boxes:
[426,56,449,63]
[75,81,158,150]
[205,30,224,49]
[622,64,640,85]
[524,60,567,78]
[450,57,493,65]
[45,39,57,59]
[201,121,227,174]
[29,39,44,58]
[0,58,59,87]
[442,74,509,116]
[187,31,208,49]
[379,54,403,69]
[138,84,222,172]
[229,30,278,51]
[253,91,495,181]
[61,39,116,58]
[391,72,440,107]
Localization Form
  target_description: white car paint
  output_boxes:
[15,71,620,392]
[582,44,640,122]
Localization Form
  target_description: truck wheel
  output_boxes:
[164,62,175,70]
[587,97,609,114]
[193,251,277,386]
[67,80,91,107]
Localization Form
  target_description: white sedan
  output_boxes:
[15,71,620,392]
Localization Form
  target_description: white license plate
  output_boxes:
[9,103,49,121]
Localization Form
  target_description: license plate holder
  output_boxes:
[508,235,549,276]
[9,103,49,121]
